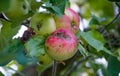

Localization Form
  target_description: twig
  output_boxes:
[52,60,58,76]
[63,56,91,76]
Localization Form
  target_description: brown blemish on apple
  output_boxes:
[37,23,41,31]
[59,45,62,48]
[54,32,71,39]
[22,4,26,10]
[71,21,76,27]
[39,61,43,64]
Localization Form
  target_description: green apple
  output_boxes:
[38,53,53,72]
[5,0,30,20]
[30,12,56,36]
[39,53,53,65]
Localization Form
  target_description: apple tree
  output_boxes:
[0,0,120,76]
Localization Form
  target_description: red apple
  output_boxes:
[45,29,78,61]
[55,15,72,31]
[65,8,80,33]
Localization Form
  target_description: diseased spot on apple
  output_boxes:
[22,4,26,10]
[42,54,45,56]
[71,21,76,27]
[54,32,71,39]
[39,61,43,64]
[59,45,62,47]
[37,24,41,31]
[46,46,49,50]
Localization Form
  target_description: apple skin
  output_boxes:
[65,8,80,33]
[55,15,72,32]
[30,12,56,36]
[45,29,78,61]
[39,53,53,65]
[5,0,30,20]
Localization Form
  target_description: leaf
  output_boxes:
[53,0,67,14]
[0,0,10,12]
[107,56,120,76]
[80,31,103,51]
[25,35,46,57]
[2,39,24,65]
[1,39,36,65]
[79,31,113,55]
[0,71,4,76]
[42,2,62,17]
[0,20,20,51]
[31,1,43,12]
[89,15,107,26]
[43,0,67,17]
[78,43,89,58]
[11,39,28,65]
[0,52,14,66]
[88,0,114,18]
[49,0,67,13]
[87,30,105,44]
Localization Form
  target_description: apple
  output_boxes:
[30,12,56,36]
[39,53,53,65]
[45,29,78,61]
[54,15,72,32]
[65,8,80,33]
[5,0,30,20]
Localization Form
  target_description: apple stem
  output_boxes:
[52,60,58,76]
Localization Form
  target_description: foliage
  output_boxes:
[0,0,120,76]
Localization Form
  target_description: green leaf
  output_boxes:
[0,20,20,51]
[11,39,27,65]
[80,31,103,51]
[49,0,67,13]
[79,31,113,55]
[88,0,114,18]
[87,30,105,44]
[107,56,120,76]
[89,15,107,26]
[25,35,46,57]
[1,39,36,65]
[42,2,62,17]
[0,71,4,76]
[3,39,24,65]
[0,0,10,12]
[53,0,67,14]
[0,52,14,66]
[78,43,89,58]
[43,0,67,17]
[31,1,43,12]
